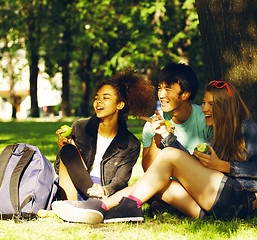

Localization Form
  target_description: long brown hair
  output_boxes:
[206,82,250,162]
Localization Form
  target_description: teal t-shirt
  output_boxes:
[142,103,213,154]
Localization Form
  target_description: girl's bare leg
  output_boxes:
[159,180,201,218]
[59,160,78,200]
[131,147,224,211]
[103,170,202,218]
[103,180,141,209]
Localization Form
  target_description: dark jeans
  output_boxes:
[202,176,256,220]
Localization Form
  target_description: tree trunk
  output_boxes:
[195,0,257,121]
[27,9,40,118]
[78,50,93,117]
[5,40,17,119]
[60,29,71,117]
[29,52,40,118]
[61,60,70,117]
[81,71,92,117]
[79,60,90,117]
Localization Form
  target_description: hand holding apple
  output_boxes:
[56,125,73,149]
[164,120,172,125]
[194,143,209,153]
[165,120,175,134]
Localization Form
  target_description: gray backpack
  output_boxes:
[0,143,56,221]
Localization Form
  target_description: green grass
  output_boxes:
[0,118,257,240]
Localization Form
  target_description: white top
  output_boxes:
[90,133,113,178]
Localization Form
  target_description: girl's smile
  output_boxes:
[202,91,213,126]
[93,85,123,120]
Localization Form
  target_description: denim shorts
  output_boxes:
[201,175,256,220]
[55,175,101,201]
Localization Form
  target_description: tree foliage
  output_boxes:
[0,0,50,117]
[0,0,206,118]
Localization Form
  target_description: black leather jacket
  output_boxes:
[55,115,140,196]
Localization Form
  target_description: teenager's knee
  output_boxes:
[158,147,183,164]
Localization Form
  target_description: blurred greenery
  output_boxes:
[0,120,69,163]
[0,0,208,118]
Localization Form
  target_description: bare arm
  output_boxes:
[142,134,162,172]
[141,111,174,172]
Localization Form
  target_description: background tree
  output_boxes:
[0,0,48,117]
[0,0,24,119]
[18,0,48,117]
[1,0,208,118]
[196,0,257,121]
[4,39,16,118]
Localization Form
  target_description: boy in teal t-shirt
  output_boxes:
[142,63,213,172]
[142,104,212,154]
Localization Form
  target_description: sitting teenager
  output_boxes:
[54,69,156,201]
[141,63,213,172]
[52,80,257,223]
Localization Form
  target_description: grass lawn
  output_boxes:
[0,117,257,240]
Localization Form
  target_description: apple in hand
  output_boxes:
[60,125,72,137]
[194,143,208,153]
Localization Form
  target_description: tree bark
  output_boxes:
[28,58,40,118]
[78,49,94,117]
[29,51,40,118]
[60,28,72,117]
[195,0,257,121]
[27,7,40,118]
[61,60,70,117]
[79,60,90,117]
[5,39,17,119]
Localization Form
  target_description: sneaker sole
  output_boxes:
[103,216,144,223]
[52,201,103,224]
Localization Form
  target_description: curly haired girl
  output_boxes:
[55,69,156,201]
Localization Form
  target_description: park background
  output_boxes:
[0,0,208,121]
[1,0,257,122]
[0,0,257,239]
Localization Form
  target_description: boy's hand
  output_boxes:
[140,110,175,137]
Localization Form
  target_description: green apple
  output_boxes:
[60,125,72,137]
[37,209,55,218]
[194,143,208,153]
[164,120,172,125]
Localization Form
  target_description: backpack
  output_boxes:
[0,143,56,221]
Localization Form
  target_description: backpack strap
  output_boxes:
[0,144,19,188]
[9,146,35,216]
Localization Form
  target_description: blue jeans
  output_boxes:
[201,175,256,219]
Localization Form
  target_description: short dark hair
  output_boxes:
[158,63,198,100]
